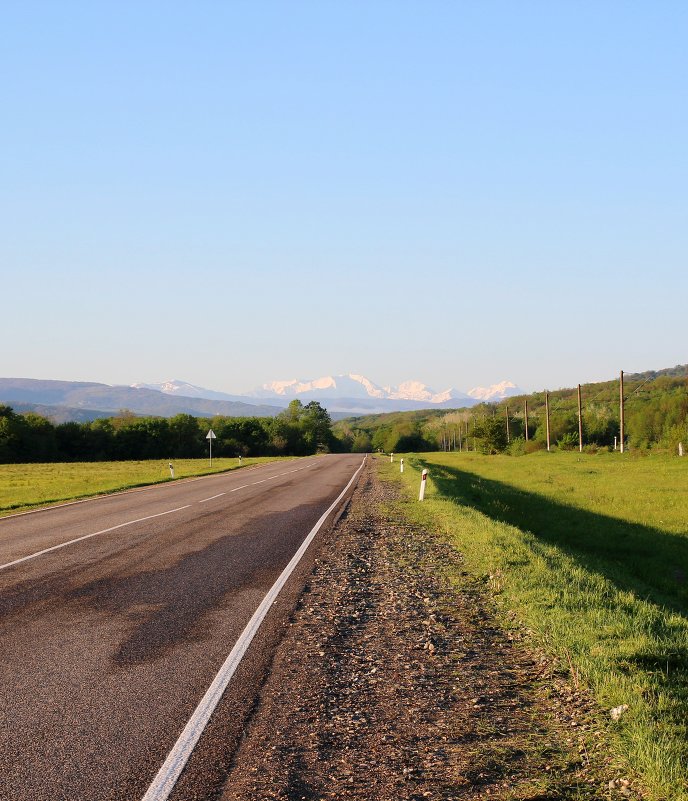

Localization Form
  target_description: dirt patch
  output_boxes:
[219,461,632,800]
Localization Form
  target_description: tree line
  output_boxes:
[0,400,342,463]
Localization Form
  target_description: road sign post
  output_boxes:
[206,429,216,466]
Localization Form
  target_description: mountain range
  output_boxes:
[137,374,523,414]
[0,374,523,423]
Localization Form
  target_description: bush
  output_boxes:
[556,432,579,451]
[524,439,545,454]
[507,437,526,456]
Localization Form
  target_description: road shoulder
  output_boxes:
[219,460,621,800]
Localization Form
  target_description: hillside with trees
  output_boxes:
[334,365,688,455]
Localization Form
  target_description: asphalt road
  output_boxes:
[0,454,364,801]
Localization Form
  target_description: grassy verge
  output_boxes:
[377,451,688,801]
[0,457,292,516]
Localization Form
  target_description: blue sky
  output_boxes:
[2,1,686,394]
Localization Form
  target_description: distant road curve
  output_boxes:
[0,453,364,801]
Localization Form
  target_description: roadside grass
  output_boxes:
[378,451,688,801]
[0,457,291,516]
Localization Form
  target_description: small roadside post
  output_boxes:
[206,429,216,466]
[390,453,394,463]
[680,443,684,457]
[168,462,174,478]
[419,468,428,501]
[239,454,243,464]
[400,458,404,473]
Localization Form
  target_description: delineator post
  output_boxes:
[419,469,428,501]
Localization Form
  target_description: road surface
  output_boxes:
[0,454,364,801]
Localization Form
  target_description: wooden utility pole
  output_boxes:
[577,384,583,453]
[524,399,529,441]
[620,370,625,453]
[545,391,551,452]
[505,405,510,443]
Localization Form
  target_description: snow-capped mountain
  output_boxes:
[253,374,386,400]
[467,381,522,401]
[251,373,471,404]
[383,381,469,404]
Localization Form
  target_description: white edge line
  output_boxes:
[140,457,366,801]
[0,506,191,572]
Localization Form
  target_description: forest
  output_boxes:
[0,400,341,463]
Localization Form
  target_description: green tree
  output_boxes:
[0,405,22,462]
[301,401,334,452]
[169,414,204,457]
[351,431,372,453]
[472,416,508,454]
[17,414,58,462]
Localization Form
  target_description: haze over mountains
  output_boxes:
[0,374,523,422]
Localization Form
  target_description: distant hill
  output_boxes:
[3,402,116,424]
[626,364,688,381]
[0,378,284,422]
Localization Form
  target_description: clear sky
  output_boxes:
[2,1,686,394]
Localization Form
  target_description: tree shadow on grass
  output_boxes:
[419,460,688,621]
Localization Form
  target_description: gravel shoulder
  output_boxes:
[218,460,626,800]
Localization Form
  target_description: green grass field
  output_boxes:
[381,451,688,801]
[0,457,292,516]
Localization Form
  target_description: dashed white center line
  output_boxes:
[0,505,192,573]
[198,493,226,503]
[222,462,316,496]
[0,460,321,571]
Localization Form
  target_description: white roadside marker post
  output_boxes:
[390,452,394,463]
[206,429,216,466]
[169,462,174,478]
[680,442,684,457]
[400,458,404,473]
[419,469,428,501]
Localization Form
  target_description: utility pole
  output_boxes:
[545,391,551,452]
[505,405,510,443]
[577,384,583,453]
[620,370,625,453]
[524,399,529,441]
